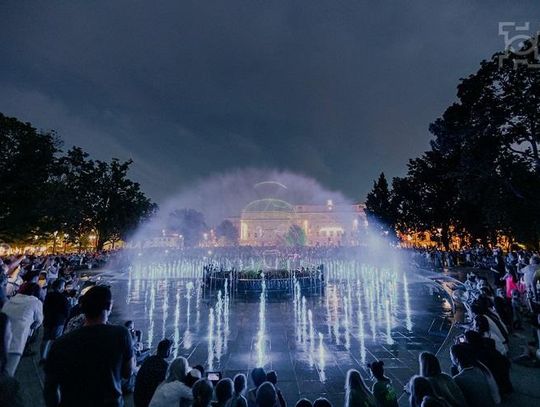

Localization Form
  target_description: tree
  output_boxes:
[365,173,396,234]
[0,113,60,241]
[284,224,307,246]
[374,35,540,248]
[168,209,208,247]
[0,113,156,249]
[216,220,238,245]
[51,148,156,250]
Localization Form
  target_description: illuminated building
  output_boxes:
[232,198,366,246]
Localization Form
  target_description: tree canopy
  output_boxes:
[366,35,540,248]
[0,113,156,249]
[167,209,208,247]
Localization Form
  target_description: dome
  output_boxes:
[243,199,295,213]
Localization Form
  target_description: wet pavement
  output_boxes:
[108,263,453,405]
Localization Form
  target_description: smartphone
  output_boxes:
[206,371,222,382]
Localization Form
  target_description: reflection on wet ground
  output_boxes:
[110,262,452,405]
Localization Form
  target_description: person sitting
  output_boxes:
[214,378,234,407]
[247,367,267,407]
[368,360,398,407]
[149,357,192,407]
[44,285,135,407]
[1,281,43,376]
[266,370,286,407]
[473,314,508,356]
[463,330,512,395]
[417,352,466,407]
[226,373,248,407]
[294,399,312,407]
[193,378,214,407]
[185,368,203,388]
[255,382,277,407]
[408,376,449,407]
[450,344,499,407]
[312,398,332,407]
[344,369,376,407]
[133,339,173,407]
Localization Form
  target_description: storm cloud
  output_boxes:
[1,0,537,203]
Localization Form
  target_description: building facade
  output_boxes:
[233,199,366,246]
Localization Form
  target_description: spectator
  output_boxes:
[256,382,277,407]
[44,285,135,407]
[193,378,214,407]
[40,279,70,362]
[267,370,286,407]
[247,367,267,407]
[344,369,376,407]
[295,399,312,407]
[474,314,507,356]
[450,344,499,407]
[312,398,332,407]
[408,376,449,407]
[0,310,21,407]
[133,339,173,407]
[185,369,203,388]
[214,378,234,407]
[149,356,192,407]
[417,352,466,407]
[226,373,248,407]
[1,281,43,376]
[368,360,398,407]
[519,255,540,296]
[0,312,11,374]
[193,364,205,377]
[463,330,512,395]
[17,269,44,301]
[511,289,523,329]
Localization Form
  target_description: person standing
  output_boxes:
[40,279,70,362]
[44,285,135,407]
[1,282,43,376]
[133,339,173,407]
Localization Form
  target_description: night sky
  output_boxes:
[1,1,537,203]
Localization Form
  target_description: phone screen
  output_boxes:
[207,372,221,381]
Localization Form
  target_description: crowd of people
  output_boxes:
[1,246,539,407]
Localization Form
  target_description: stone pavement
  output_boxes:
[13,266,540,406]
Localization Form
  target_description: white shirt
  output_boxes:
[1,294,43,354]
[149,381,193,407]
[520,264,539,291]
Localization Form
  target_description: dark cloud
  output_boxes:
[1,0,537,203]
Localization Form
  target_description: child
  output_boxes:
[368,361,398,407]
